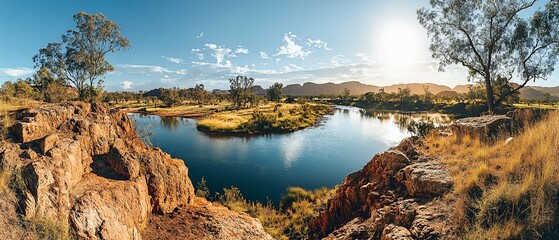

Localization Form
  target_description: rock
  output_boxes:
[396,162,453,197]
[39,133,59,154]
[142,197,273,240]
[308,150,411,239]
[505,137,514,145]
[70,175,150,240]
[390,137,420,161]
[309,137,458,240]
[451,115,512,141]
[1,102,202,239]
[382,224,413,240]
[409,200,457,239]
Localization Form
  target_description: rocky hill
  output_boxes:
[0,102,271,240]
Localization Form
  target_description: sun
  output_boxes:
[375,20,423,68]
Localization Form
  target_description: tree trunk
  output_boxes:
[484,75,495,114]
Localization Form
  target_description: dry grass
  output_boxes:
[197,103,332,133]
[0,98,42,112]
[422,110,559,239]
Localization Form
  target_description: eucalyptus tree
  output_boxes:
[418,0,559,113]
[229,75,255,108]
[33,12,130,100]
[267,82,283,102]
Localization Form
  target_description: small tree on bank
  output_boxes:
[33,12,130,101]
[418,0,559,113]
[267,82,283,102]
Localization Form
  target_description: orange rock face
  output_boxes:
[1,102,273,239]
[308,137,456,240]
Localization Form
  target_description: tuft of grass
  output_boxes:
[25,216,71,240]
[422,110,559,239]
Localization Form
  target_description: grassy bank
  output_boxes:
[196,103,333,134]
[196,182,336,240]
[421,110,559,239]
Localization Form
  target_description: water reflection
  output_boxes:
[128,107,449,204]
[160,116,181,129]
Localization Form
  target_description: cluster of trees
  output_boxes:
[103,76,285,109]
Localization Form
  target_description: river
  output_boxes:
[129,106,450,204]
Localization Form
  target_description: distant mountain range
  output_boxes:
[281,81,559,101]
[143,80,558,101]
[282,81,467,96]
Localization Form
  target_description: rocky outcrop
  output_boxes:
[0,102,270,240]
[143,197,272,240]
[451,115,512,141]
[308,137,456,239]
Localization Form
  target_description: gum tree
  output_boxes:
[34,12,130,100]
[418,0,559,113]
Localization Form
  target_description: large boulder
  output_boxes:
[70,175,150,240]
[396,162,453,197]
[451,115,512,141]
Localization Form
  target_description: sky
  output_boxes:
[0,0,557,92]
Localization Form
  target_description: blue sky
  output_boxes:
[0,0,557,91]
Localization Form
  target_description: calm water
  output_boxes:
[130,107,448,204]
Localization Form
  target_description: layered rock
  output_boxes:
[308,138,456,239]
[0,102,270,240]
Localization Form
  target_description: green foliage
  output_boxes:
[0,81,15,100]
[267,82,283,102]
[159,88,181,107]
[229,75,256,108]
[195,176,211,200]
[406,119,435,137]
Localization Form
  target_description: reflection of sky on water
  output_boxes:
[280,133,304,169]
[129,107,446,204]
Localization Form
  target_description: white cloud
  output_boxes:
[117,64,173,74]
[121,81,133,90]
[196,32,204,38]
[307,38,332,51]
[331,55,351,67]
[284,64,303,72]
[0,67,34,77]
[260,51,270,59]
[275,32,310,59]
[160,56,183,64]
[176,69,188,75]
[235,47,249,54]
[191,48,201,52]
[204,43,232,64]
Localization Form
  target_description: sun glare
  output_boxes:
[375,21,422,68]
